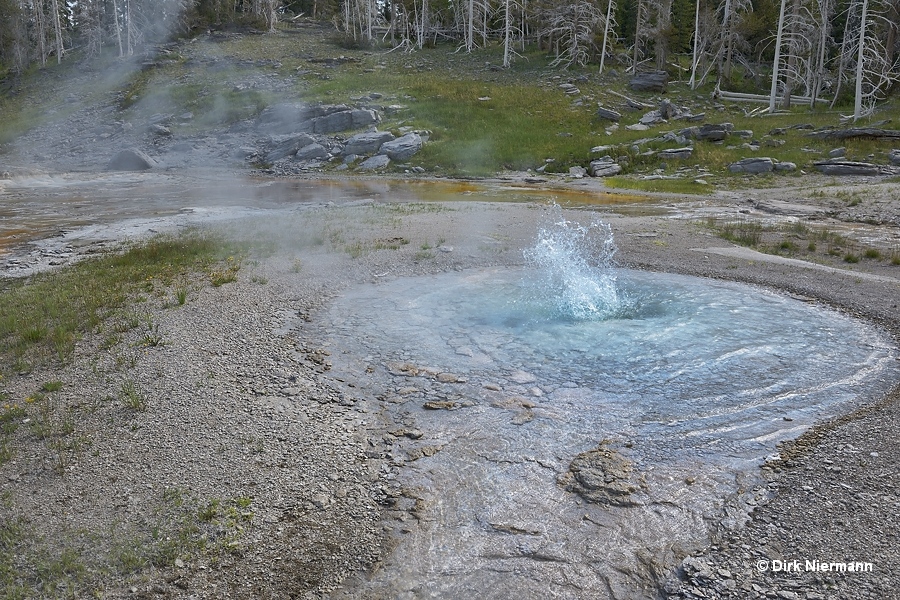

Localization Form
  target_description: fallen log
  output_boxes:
[806,128,900,141]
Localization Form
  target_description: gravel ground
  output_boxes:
[0,178,898,599]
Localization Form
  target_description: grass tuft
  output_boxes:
[0,231,239,371]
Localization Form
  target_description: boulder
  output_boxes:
[774,161,797,172]
[294,143,329,160]
[259,103,375,134]
[569,166,587,178]
[629,70,668,93]
[308,111,354,134]
[889,150,900,166]
[657,147,693,160]
[639,110,664,125]
[813,159,881,176]
[559,443,640,506]
[107,148,157,171]
[379,133,423,161]
[343,131,395,155]
[590,156,622,177]
[596,105,621,122]
[358,154,391,171]
[695,123,732,142]
[828,147,846,158]
[351,109,379,128]
[265,133,315,162]
[728,157,774,174]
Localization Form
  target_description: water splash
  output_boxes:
[523,207,628,321]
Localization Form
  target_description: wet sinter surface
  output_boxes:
[320,218,898,599]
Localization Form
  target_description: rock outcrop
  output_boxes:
[813,159,882,176]
[107,148,157,171]
[343,131,395,155]
[257,103,380,135]
[728,157,775,174]
[379,133,423,161]
[629,71,668,93]
[590,156,622,177]
[558,443,642,506]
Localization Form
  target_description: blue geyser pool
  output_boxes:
[323,214,898,599]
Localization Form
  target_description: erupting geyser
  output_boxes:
[321,209,898,598]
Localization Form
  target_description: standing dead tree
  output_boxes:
[831,0,897,119]
[502,0,525,67]
[689,0,719,87]
[768,0,824,110]
[598,0,617,73]
[540,0,604,68]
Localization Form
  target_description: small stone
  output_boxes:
[508,370,537,384]
[423,401,457,410]
[358,154,391,171]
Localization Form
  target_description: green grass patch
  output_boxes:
[0,231,241,372]
[604,176,714,195]
[710,219,764,247]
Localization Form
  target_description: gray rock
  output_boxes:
[890,149,900,165]
[379,133,423,161]
[150,124,171,136]
[590,157,622,177]
[774,161,797,172]
[343,131,395,155]
[629,70,668,92]
[259,103,370,134]
[728,157,775,174]
[639,110,663,125]
[350,109,379,128]
[696,123,731,142]
[657,147,693,160]
[294,143,329,160]
[813,159,880,176]
[308,111,354,134]
[266,133,315,162]
[569,166,587,178]
[560,443,639,506]
[358,154,391,170]
[596,106,621,122]
[828,147,847,158]
[107,148,157,171]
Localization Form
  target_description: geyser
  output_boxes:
[321,212,898,599]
